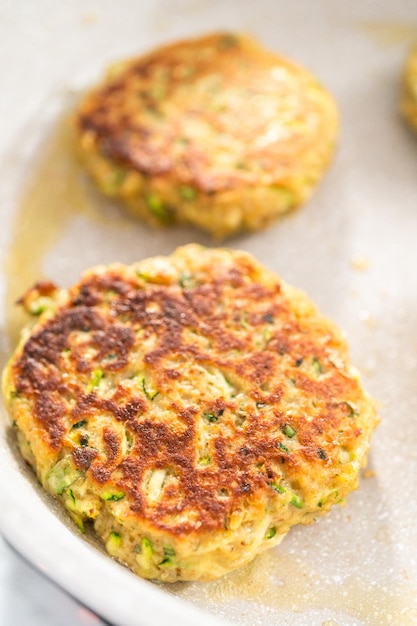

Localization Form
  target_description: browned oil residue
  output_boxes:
[173,548,417,625]
[1,112,101,365]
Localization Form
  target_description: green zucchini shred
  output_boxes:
[145,193,170,222]
[142,378,159,401]
[271,483,286,494]
[79,434,89,447]
[282,423,296,438]
[71,420,87,430]
[290,493,304,509]
[29,301,46,315]
[179,273,196,289]
[179,185,198,200]
[46,458,82,495]
[344,400,359,417]
[203,411,218,423]
[88,369,103,391]
[101,491,125,502]
[312,357,322,376]
[265,527,277,540]
[263,327,272,342]
[68,511,85,533]
[106,531,122,554]
[142,537,153,558]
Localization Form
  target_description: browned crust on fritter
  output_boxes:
[7,248,375,538]
[76,32,337,193]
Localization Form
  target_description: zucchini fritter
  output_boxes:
[2,245,378,582]
[401,44,417,132]
[75,33,339,238]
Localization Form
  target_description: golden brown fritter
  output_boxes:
[401,45,417,132]
[2,245,378,581]
[75,33,339,238]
